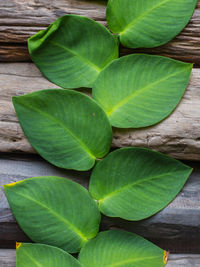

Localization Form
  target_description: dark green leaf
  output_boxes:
[4,176,101,253]
[12,89,112,171]
[89,147,192,220]
[93,54,192,128]
[107,0,197,48]
[79,230,167,266]
[28,15,119,88]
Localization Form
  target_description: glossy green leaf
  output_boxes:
[16,243,82,267]
[79,230,168,266]
[106,0,197,48]
[12,89,112,171]
[4,176,101,253]
[28,15,119,89]
[89,147,192,220]
[93,54,192,128]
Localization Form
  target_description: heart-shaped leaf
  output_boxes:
[4,176,101,253]
[93,54,192,128]
[12,89,112,171]
[89,147,192,220]
[79,230,168,266]
[106,0,197,48]
[16,243,82,267]
[28,15,119,89]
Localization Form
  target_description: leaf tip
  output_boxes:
[3,180,22,188]
[163,250,170,264]
[12,96,18,104]
[16,242,22,250]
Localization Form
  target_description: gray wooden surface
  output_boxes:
[0,250,200,267]
[0,64,200,160]
[0,154,199,253]
[0,0,200,63]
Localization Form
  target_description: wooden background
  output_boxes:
[0,0,200,266]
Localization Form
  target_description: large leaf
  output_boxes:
[93,54,192,128]
[79,230,168,266]
[4,176,101,253]
[28,15,119,89]
[16,243,82,267]
[12,89,112,171]
[89,147,192,220]
[106,0,197,48]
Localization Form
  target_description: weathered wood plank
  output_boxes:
[0,63,200,160]
[0,250,15,267]
[0,155,199,253]
[0,250,199,267]
[0,0,200,62]
[167,254,200,267]
[0,45,30,62]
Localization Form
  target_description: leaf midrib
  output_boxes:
[18,100,96,160]
[98,171,180,204]
[106,67,188,117]
[106,255,163,267]
[50,40,101,73]
[120,0,170,35]
[12,189,88,243]
[22,248,42,267]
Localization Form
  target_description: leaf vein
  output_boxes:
[120,0,170,35]
[106,255,163,267]
[50,40,101,73]
[12,190,88,243]
[106,68,188,117]
[98,171,178,204]
[18,101,96,160]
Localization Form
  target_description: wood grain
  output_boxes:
[0,0,200,62]
[0,250,15,267]
[0,63,200,160]
[0,250,199,267]
[0,154,200,253]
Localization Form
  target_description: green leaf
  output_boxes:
[79,230,168,267]
[16,243,82,267]
[28,15,119,89]
[106,0,197,48]
[12,89,112,171]
[89,147,192,220]
[4,176,101,253]
[93,54,192,128]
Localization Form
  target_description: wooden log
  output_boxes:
[0,0,200,63]
[0,154,200,253]
[0,63,200,160]
[0,250,199,267]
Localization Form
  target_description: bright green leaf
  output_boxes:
[89,147,192,220]
[93,54,192,128]
[28,15,119,89]
[79,230,167,267]
[12,89,112,171]
[16,243,82,267]
[4,176,101,253]
[106,0,197,48]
